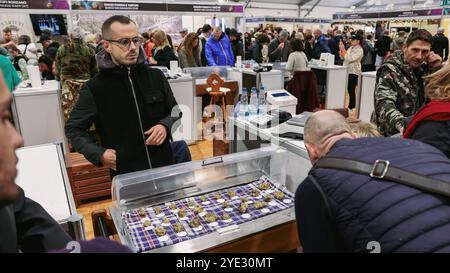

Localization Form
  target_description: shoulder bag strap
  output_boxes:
[314,157,450,198]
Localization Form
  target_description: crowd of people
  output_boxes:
[0,15,449,253]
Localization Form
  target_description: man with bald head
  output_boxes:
[295,110,450,253]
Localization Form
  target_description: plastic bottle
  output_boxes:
[238,88,249,118]
[258,86,267,115]
[249,87,258,116]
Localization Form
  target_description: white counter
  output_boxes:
[12,81,68,150]
[228,115,312,186]
[168,76,198,144]
[309,64,348,109]
[357,71,377,122]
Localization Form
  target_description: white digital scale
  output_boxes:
[266,89,298,116]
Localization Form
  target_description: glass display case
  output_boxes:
[109,146,300,253]
[183,66,231,85]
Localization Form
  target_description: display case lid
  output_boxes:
[183,66,230,80]
[111,146,289,210]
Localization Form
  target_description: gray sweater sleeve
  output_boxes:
[65,85,106,166]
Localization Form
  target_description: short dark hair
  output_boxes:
[18,35,31,45]
[290,38,304,52]
[3,27,11,33]
[38,55,53,69]
[101,15,136,39]
[256,33,270,45]
[202,24,212,34]
[406,29,433,47]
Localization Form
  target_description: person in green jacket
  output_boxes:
[0,53,20,93]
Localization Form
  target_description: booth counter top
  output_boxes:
[14,80,59,96]
[308,64,348,71]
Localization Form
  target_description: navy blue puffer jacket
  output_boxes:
[295,137,450,253]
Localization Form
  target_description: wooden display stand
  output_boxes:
[66,153,112,207]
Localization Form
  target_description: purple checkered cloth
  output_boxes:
[122,176,294,252]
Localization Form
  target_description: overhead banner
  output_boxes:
[0,0,70,10]
[245,17,330,24]
[333,8,443,20]
[71,1,244,13]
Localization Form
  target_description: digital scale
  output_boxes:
[266,89,298,116]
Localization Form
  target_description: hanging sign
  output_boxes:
[0,0,70,10]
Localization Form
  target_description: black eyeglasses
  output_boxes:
[106,36,144,50]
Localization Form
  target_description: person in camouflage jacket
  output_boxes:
[372,29,443,136]
[55,27,98,122]
[55,27,98,83]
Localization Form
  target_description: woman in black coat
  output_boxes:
[149,30,178,68]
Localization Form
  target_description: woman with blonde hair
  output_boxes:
[403,61,450,158]
[177,32,201,69]
[148,30,178,68]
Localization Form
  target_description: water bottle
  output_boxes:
[238,88,249,117]
[249,87,258,116]
[258,86,267,115]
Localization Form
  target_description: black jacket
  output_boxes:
[231,40,244,61]
[410,120,450,159]
[432,33,449,61]
[304,42,313,61]
[249,42,263,63]
[151,46,178,68]
[200,36,208,66]
[0,187,71,253]
[65,49,182,175]
[268,38,291,62]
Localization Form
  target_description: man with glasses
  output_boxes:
[66,15,182,176]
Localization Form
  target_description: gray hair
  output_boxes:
[279,30,289,38]
[437,28,444,34]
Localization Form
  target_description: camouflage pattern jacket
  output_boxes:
[372,50,439,136]
[55,39,98,83]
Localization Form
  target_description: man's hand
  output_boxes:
[427,51,442,68]
[145,124,167,146]
[278,42,285,49]
[101,149,117,171]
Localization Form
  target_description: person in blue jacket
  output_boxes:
[205,26,235,67]
[295,110,450,253]
[312,29,331,60]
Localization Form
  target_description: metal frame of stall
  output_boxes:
[331,7,447,34]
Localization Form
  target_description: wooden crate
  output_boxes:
[66,153,112,207]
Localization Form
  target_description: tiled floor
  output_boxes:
[77,140,214,240]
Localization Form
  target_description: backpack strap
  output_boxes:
[314,157,450,198]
